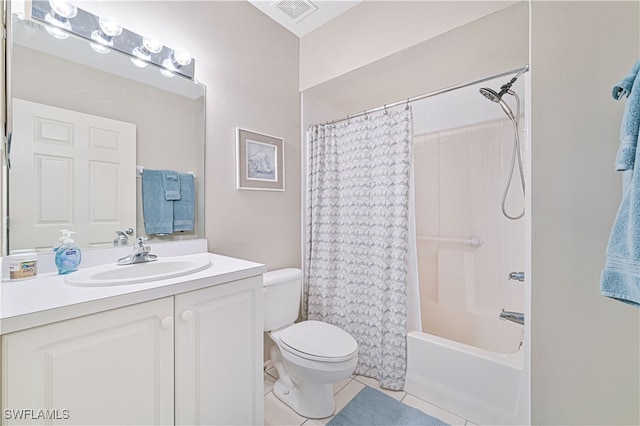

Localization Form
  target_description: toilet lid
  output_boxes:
[279,320,358,362]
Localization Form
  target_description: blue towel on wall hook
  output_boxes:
[613,61,640,172]
[612,60,640,100]
[601,62,640,307]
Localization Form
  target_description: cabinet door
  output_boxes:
[2,297,174,425]
[175,276,263,425]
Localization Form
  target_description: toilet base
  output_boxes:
[273,379,335,419]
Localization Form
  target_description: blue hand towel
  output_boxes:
[601,65,640,307]
[173,173,195,232]
[612,60,640,100]
[614,67,640,171]
[163,170,181,201]
[142,169,174,235]
[601,186,640,306]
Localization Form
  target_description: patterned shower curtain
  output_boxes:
[304,106,412,390]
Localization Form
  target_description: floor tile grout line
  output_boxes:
[265,372,472,425]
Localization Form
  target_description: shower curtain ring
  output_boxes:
[347,115,350,124]
[384,104,388,115]
[364,110,368,120]
[406,98,410,110]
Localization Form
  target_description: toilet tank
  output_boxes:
[263,268,302,332]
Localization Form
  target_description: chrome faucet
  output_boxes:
[117,237,158,265]
[499,309,525,326]
[498,308,524,325]
[508,271,525,282]
[113,228,134,246]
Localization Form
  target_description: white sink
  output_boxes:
[64,254,212,287]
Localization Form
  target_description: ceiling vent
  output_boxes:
[274,0,318,22]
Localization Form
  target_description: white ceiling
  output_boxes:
[247,0,362,37]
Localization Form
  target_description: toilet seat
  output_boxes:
[278,320,358,363]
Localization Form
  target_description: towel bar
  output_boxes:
[136,165,196,178]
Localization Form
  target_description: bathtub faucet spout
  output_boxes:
[499,309,524,326]
[508,271,525,282]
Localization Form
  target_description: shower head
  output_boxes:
[479,87,501,102]
[479,70,525,120]
[479,86,515,120]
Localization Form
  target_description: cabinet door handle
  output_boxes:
[181,310,193,322]
[161,316,174,329]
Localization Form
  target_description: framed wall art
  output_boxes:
[236,128,284,191]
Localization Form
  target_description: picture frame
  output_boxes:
[236,128,284,191]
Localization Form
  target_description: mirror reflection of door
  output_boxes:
[10,99,136,250]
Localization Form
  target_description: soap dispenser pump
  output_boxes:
[55,230,82,275]
[53,229,70,252]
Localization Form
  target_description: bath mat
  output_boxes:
[328,386,449,426]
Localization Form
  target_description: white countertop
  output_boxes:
[0,241,266,334]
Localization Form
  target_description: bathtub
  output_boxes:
[405,330,526,425]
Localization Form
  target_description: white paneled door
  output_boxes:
[10,99,136,250]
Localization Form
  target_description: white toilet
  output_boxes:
[264,268,358,419]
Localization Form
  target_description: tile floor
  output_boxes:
[263,362,477,426]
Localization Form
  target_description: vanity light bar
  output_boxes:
[29,0,195,80]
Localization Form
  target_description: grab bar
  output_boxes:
[417,236,484,248]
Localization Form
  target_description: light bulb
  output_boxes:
[143,37,163,53]
[160,68,175,78]
[161,49,192,76]
[48,0,77,19]
[133,37,163,60]
[44,0,76,36]
[98,16,122,37]
[130,57,147,68]
[91,16,122,48]
[90,42,110,54]
[173,49,192,67]
[45,25,69,39]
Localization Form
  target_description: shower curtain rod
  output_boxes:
[316,64,530,127]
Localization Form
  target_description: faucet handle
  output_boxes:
[136,236,151,254]
[115,228,134,238]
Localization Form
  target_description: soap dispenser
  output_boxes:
[55,230,82,274]
[53,229,70,252]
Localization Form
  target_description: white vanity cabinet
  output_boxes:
[2,297,175,425]
[1,275,263,426]
[175,275,263,425]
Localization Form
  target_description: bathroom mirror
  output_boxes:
[6,12,206,253]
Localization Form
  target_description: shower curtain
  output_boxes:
[304,106,413,390]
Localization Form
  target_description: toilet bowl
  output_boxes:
[264,269,358,419]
